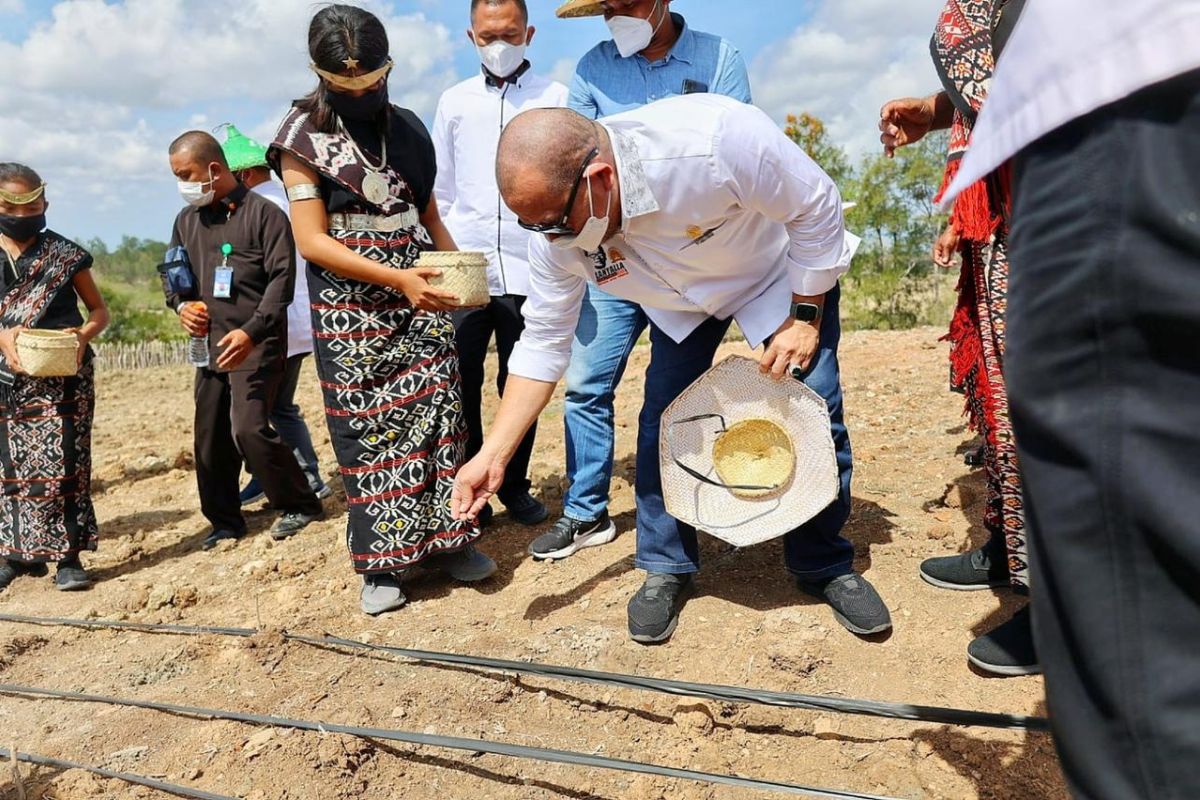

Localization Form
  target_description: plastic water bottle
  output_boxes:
[188,335,209,369]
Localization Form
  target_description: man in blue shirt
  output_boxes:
[527,0,752,563]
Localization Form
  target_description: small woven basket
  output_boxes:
[712,419,795,499]
[17,329,79,378]
[417,251,490,308]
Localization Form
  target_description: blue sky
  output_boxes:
[0,0,942,246]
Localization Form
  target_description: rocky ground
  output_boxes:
[0,328,1065,800]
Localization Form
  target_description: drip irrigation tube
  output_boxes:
[0,612,1050,732]
[0,745,235,800]
[0,682,903,800]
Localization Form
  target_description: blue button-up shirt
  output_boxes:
[568,14,752,118]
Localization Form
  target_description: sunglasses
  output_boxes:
[518,146,600,235]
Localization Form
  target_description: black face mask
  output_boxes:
[0,213,46,242]
[326,83,389,122]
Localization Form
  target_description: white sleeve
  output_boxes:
[719,105,852,296]
[508,236,588,383]
[431,94,455,219]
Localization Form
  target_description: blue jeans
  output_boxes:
[635,285,855,579]
[563,285,648,521]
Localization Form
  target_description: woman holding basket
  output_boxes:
[0,162,109,593]
[269,4,494,616]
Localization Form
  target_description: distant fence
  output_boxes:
[92,340,190,371]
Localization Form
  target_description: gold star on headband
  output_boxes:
[343,57,360,70]
[0,182,46,205]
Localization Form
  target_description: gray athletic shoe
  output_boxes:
[360,573,406,616]
[426,544,496,582]
[270,510,324,540]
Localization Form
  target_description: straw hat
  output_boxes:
[555,0,607,18]
[659,355,838,547]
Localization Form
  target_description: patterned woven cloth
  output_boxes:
[0,232,97,563]
[931,0,1028,588]
[270,108,480,574]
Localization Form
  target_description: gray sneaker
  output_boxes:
[361,573,406,616]
[426,544,496,582]
[627,573,694,644]
[271,510,324,540]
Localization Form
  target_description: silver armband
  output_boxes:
[286,183,322,202]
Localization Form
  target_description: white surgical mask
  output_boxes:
[477,39,527,79]
[606,0,665,58]
[550,173,611,253]
[178,167,216,207]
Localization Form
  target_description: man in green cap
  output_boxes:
[218,124,331,505]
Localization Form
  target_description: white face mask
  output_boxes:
[606,0,666,58]
[477,38,527,79]
[178,166,216,207]
[550,172,611,253]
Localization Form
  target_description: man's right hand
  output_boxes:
[452,451,508,521]
[180,301,209,337]
[879,97,936,157]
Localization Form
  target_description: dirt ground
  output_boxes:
[0,327,1066,800]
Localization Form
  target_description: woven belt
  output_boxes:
[327,209,419,232]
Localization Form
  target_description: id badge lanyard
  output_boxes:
[213,242,233,299]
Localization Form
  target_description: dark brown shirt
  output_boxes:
[165,184,295,372]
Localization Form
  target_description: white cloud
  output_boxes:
[548,57,577,89]
[0,0,24,14]
[0,0,457,243]
[750,0,945,157]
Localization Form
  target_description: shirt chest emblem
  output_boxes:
[680,221,728,250]
[592,247,630,286]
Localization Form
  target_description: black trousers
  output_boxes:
[1007,70,1200,800]
[452,295,536,503]
[194,364,322,534]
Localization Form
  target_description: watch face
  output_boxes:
[792,303,820,322]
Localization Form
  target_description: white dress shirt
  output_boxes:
[508,93,856,384]
[944,0,1200,203]
[432,68,569,297]
[251,179,313,358]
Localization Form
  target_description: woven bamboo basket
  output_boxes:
[17,329,79,378]
[417,251,490,308]
[712,419,796,499]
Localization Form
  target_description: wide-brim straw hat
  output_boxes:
[659,355,838,547]
[416,251,490,308]
[555,0,608,18]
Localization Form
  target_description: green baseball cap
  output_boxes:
[217,123,268,172]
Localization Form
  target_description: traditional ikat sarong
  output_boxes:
[271,108,480,574]
[0,232,97,563]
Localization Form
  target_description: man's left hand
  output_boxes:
[216,329,254,371]
[761,318,820,380]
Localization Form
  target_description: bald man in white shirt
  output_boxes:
[453,94,890,644]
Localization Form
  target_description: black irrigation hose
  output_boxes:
[0,682,903,800]
[0,744,236,800]
[0,612,1050,732]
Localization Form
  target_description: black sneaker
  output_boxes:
[500,491,549,526]
[627,573,694,644]
[239,478,266,507]
[798,573,892,636]
[0,560,47,591]
[967,605,1041,676]
[54,558,92,592]
[920,539,1010,591]
[477,504,494,528]
[527,513,617,561]
[202,529,243,551]
[270,510,324,540]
